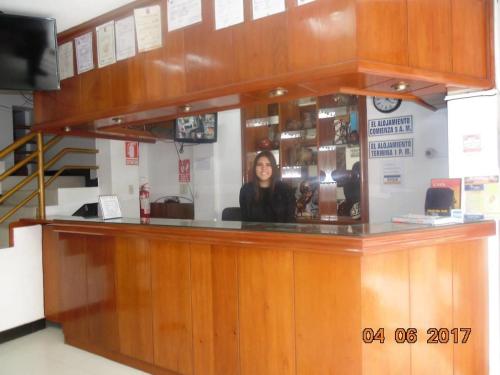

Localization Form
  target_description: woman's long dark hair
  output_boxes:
[251,150,280,202]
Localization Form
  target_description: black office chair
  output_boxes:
[425,187,454,216]
[222,207,242,221]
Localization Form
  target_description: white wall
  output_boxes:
[0,225,44,332]
[96,139,140,218]
[43,135,97,176]
[367,99,449,223]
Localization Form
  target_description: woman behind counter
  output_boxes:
[239,150,296,223]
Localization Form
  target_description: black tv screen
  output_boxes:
[175,113,217,143]
[0,13,60,91]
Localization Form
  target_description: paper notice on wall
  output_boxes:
[368,115,414,137]
[369,139,413,158]
[298,0,316,5]
[383,161,402,185]
[96,21,116,68]
[125,141,139,166]
[214,0,244,30]
[179,159,191,182]
[463,134,481,152]
[58,41,74,80]
[252,0,285,20]
[167,0,202,32]
[75,32,94,74]
[134,5,163,52]
[115,16,136,61]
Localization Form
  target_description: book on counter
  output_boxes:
[392,214,463,226]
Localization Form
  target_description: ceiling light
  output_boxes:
[63,126,71,132]
[391,81,410,92]
[179,104,192,113]
[111,117,123,124]
[269,87,288,98]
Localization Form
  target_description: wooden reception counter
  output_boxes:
[35,217,494,375]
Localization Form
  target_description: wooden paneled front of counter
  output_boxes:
[41,220,494,375]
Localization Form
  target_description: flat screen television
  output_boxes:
[175,113,217,143]
[0,13,60,91]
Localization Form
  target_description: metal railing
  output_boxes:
[0,132,99,223]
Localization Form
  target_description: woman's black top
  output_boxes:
[239,181,296,223]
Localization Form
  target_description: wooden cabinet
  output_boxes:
[32,0,493,138]
[150,202,194,219]
[242,94,368,223]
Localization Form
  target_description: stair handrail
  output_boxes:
[0,131,99,223]
[0,165,99,224]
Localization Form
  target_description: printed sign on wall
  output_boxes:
[369,139,413,158]
[368,115,413,137]
[179,159,191,182]
[125,141,139,165]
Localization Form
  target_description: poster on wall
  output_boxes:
[462,134,482,152]
[134,5,163,52]
[96,21,116,68]
[167,0,202,32]
[369,139,413,158]
[125,141,139,165]
[214,0,244,30]
[179,159,191,182]
[297,0,316,5]
[75,32,94,74]
[252,0,286,20]
[368,115,413,137]
[115,16,136,60]
[58,41,74,80]
[383,161,402,184]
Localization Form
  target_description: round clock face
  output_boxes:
[373,97,402,113]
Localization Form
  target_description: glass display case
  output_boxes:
[242,94,368,223]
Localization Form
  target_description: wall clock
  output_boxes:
[372,97,402,113]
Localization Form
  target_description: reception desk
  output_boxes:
[35,217,495,375]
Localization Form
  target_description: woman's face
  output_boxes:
[255,156,273,187]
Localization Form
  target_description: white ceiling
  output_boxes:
[0,0,136,32]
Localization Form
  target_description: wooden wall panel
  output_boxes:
[233,1,288,82]
[407,0,452,72]
[453,239,488,375]
[114,237,153,363]
[59,233,88,343]
[409,245,453,375]
[288,0,356,71]
[452,0,488,78]
[162,30,187,99]
[42,227,62,322]
[295,252,361,374]
[357,0,408,65]
[238,247,295,375]
[81,67,113,114]
[86,236,120,353]
[150,240,193,375]
[184,1,235,93]
[191,244,239,375]
[361,251,410,375]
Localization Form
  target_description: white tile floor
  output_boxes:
[0,326,149,375]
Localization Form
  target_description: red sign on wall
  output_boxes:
[125,141,139,165]
[179,159,190,183]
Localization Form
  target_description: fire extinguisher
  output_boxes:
[139,180,150,222]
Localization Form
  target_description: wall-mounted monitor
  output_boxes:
[175,113,217,143]
[0,13,60,91]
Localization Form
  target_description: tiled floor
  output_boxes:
[0,326,148,375]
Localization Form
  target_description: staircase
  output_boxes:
[0,175,89,248]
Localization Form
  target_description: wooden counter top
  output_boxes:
[35,217,494,374]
